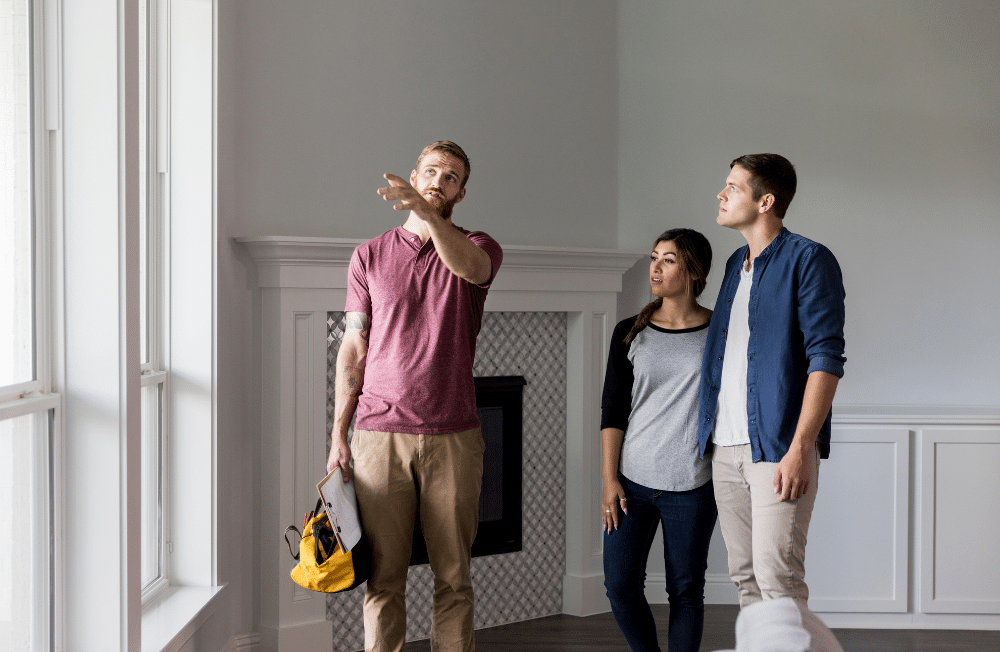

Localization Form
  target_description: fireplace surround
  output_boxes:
[323,312,563,647]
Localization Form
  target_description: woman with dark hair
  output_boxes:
[600,228,718,652]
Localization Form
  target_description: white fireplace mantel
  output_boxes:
[237,235,643,650]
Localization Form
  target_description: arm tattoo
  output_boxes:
[345,311,371,341]
[342,365,364,397]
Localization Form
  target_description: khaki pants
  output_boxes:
[352,428,485,652]
[711,443,819,608]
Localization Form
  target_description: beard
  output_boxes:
[438,195,460,219]
[425,188,460,219]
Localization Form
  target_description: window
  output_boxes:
[1,0,34,394]
[139,0,169,598]
[3,0,221,646]
[0,410,52,651]
[1,1,56,650]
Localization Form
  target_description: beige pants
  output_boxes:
[352,428,485,652]
[711,443,819,608]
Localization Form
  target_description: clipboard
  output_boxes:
[316,468,363,551]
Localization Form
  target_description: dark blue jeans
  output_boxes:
[603,475,718,652]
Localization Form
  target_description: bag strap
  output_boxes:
[283,526,302,561]
[283,498,331,561]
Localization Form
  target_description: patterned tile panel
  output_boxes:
[325,312,567,650]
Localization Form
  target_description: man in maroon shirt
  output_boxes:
[327,141,503,652]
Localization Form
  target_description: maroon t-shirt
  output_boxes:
[345,225,503,434]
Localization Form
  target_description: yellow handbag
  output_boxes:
[284,498,371,593]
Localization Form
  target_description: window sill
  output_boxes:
[142,584,226,652]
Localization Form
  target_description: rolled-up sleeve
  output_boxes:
[797,244,846,378]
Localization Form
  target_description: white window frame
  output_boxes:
[0,0,53,405]
[0,0,62,649]
[139,0,171,603]
[50,0,222,648]
[142,0,225,647]
[2,0,224,645]
[0,396,59,652]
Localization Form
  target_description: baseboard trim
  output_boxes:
[643,572,738,605]
[562,572,612,616]
[816,612,1000,630]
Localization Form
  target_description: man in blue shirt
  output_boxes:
[698,154,846,608]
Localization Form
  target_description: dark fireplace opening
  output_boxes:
[410,375,526,565]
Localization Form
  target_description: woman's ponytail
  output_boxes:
[623,297,663,345]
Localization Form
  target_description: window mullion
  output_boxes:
[140,369,167,387]
[0,380,45,405]
[140,0,170,605]
[0,392,60,422]
[149,0,166,375]
[32,0,58,397]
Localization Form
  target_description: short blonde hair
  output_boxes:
[416,141,471,188]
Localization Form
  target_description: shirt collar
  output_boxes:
[758,227,789,260]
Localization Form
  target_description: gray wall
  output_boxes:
[228,0,1000,411]
[231,0,619,247]
[618,1,1000,407]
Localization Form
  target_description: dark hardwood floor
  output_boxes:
[406,605,1000,652]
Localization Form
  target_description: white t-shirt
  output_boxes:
[713,258,753,447]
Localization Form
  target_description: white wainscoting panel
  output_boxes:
[807,428,910,613]
[919,428,1000,614]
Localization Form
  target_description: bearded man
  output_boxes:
[327,141,503,652]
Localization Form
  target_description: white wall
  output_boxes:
[618,0,1000,407]
[230,0,619,248]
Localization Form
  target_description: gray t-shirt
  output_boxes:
[602,317,712,492]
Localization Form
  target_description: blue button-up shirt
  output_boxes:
[698,228,846,463]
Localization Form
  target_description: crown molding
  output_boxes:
[235,236,644,292]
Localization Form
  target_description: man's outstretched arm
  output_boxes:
[326,311,370,480]
[423,214,492,284]
[379,173,492,284]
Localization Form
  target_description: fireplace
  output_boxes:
[409,375,526,565]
